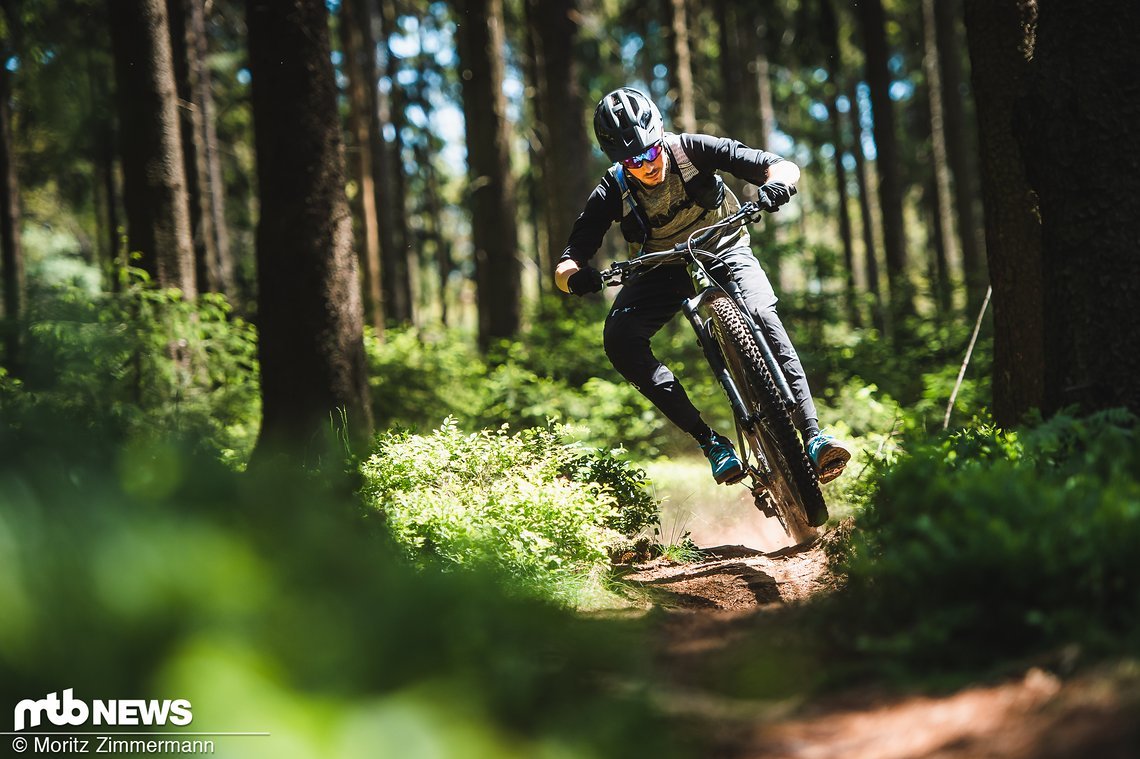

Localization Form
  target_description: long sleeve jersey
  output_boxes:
[560,132,789,265]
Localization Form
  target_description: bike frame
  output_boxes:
[684,268,796,412]
[681,271,790,500]
[600,198,823,534]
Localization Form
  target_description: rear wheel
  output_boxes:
[706,293,827,545]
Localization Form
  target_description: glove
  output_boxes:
[567,266,603,296]
[757,182,795,212]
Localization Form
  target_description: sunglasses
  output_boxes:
[621,143,663,169]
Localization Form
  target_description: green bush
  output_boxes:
[367,326,669,457]
[360,419,659,605]
[365,327,485,432]
[827,409,1140,675]
[12,268,260,465]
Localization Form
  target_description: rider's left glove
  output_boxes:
[757,182,795,212]
[567,266,604,296]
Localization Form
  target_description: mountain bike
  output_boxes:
[599,200,827,545]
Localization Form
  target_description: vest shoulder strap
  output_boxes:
[610,164,650,248]
[665,132,700,182]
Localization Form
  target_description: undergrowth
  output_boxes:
[823,408,1140,679]
[360,419,659,607]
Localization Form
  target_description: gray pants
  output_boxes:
[602,247,819,440]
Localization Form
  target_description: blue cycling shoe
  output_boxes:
[806,433,851,484]
[700,432,746,485]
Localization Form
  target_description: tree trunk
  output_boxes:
[714,0,745,138]
[923,176,952,317]
[247,0,373,460]
[936,0,987,315]
[668,0,697,133]
[412,20,452,326]
[751,9,775,151]
[848,84,888,335]
[963,0,1044,426]
[819,0,858,326]
[195,0,235,299]
[92,105,123,287]
[340,0,385,335]
[521,0,548,294]
[1018,0,1140,417]
[827,99,859,328]
[414,138,450,325]
[455,0,521,349]
[526,0,592,281]
[167,0,221,294]
[922,0,957,316]
[388,78,416,324]
[377,0,414,325]
[108,0,196,296]
[0,59,24,373]
[856,0,912,325]
[355,0,408,326]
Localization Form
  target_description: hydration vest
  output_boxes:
[609,132,726,253]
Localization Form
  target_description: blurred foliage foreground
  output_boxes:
[5,275,1140,755]
[0,415,689,759]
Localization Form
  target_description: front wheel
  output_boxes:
[706,293,827,545]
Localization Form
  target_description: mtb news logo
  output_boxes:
[13,689,193,732]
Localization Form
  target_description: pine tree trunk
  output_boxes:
[522,0,549,293]
[827,99,859,327]
[360,0,409,325]
[923,177,952,317]
[936,0,987,315]
[750,9,775,151]
[378,0,414,325]
[456,0,521,349]
[194,0,235,299]
[526,0,592,281]
[91,100,123,288]
[856,0,912,324]
[848,84,888,335]
[0,60,24,373]
[963,0,1044,425]
[1018,0,1140,416]
[714,0,745,138]
[413,139,450,325]
[108,0,196,296]
[388,80,416,324]
[247,0,373,459]
[340,0,385,335]
[669,0,697,133]
[819,0,858,326]
[922,0,958,315]
[167,0,221,294]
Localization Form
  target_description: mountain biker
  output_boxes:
[555,86,851,485]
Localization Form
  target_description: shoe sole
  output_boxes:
[816,448,851,484]
[714,463,747,485]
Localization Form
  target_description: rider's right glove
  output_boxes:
[567,266,604,296]
[757,182,796,212]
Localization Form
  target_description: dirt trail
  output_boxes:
[623,534,1140,759]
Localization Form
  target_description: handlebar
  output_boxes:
[599,199,769,287]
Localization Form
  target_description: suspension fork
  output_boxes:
[682,290,751,426]
[719,278,797,409]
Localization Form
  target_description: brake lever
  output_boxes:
[740,200,765,224]
[600,265,625,287]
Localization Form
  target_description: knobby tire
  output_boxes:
[706,293,827,544]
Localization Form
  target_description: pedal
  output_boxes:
[723,467,748,485]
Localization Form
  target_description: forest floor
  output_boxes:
[620,477,1140,759]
